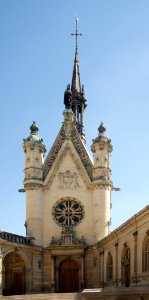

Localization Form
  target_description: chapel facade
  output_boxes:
[0,22,149,300]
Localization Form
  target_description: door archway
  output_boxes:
[59,258,79,292]
[3,252,26,295]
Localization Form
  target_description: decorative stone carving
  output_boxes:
[52,197,85,228]
[25,167,43,180]
[71,127,93,179]
[64,122,73,138]
[24,182,43,190]
[50,228,86,246]
[63,108,75,138]
[92,167,111,180]
[43,127,66,179]
[58,170,80,189]
[92,181,112,190]
[43,124,93,180]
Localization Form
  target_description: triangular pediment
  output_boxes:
[43,124,93,185]
[44,140,91,189]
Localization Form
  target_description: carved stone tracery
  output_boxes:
[43,125,93,181]
[58,170,80,189]
[52,198,85,228]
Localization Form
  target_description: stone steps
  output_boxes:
[0,293,81,300]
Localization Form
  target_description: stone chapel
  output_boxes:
[0,21,149,300]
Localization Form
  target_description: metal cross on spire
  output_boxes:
[71,17,82,49]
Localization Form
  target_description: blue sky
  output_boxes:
[0,0,149,235]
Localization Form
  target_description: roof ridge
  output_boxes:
[43,126,65,179]
[98,204,149,246]
[71,127,93,179]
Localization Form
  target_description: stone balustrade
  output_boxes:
[0,231,31,245]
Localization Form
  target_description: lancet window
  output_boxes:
[142,235,149,272]
[107,252,113,281]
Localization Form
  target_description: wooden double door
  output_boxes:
[59,258,79,292]
[13,272,23,295]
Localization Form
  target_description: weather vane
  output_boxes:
[71,16,82,49]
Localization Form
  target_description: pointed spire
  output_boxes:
[71,17,82,94]
[64,17,87,143]
[71,47,81,93]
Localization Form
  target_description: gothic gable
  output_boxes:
[43,124,93,182]
[43,139,92,189]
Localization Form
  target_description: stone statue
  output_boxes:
[64,84,72,109]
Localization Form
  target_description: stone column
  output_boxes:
[100,251,104,287]
[80,255,84,289]
[25,268,32,294]
[0,249,3,295]
[51,256,55,292]
[133,231,138,285]
[51,256,55,283]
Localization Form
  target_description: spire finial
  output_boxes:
[30,121,39,134]
[71,17,82,49]
[98,122,106,135]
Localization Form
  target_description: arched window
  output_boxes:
[142,235,149,272]
[121,244,130,287]
[107,252,113,281]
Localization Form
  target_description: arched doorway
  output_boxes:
[3,252,26,295]
[59,258,79,292]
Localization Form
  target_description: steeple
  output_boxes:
[71,47,81,94]
[70,18,82,93]
[64,18,87,143]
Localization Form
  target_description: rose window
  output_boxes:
[52,198,85,228]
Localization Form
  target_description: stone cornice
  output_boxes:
[47,246,85,256]
[24,181,43,190]
[92,179,113,189]
[48,245,85,251]
[0,240,43,253]
[97,205,149,248]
